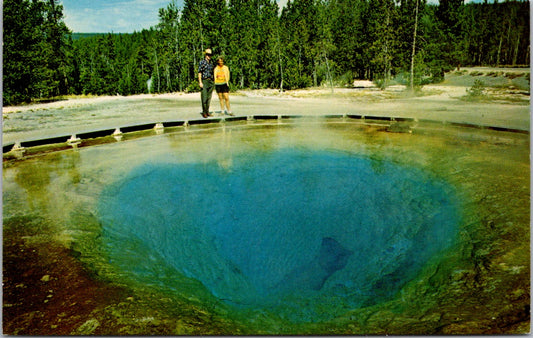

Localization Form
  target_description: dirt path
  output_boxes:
[2,83,529,145]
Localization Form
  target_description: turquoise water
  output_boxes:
[98,149,460,322]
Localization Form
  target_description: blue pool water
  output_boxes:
[98,149,460,322]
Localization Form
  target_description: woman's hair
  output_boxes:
[216,56,225,63]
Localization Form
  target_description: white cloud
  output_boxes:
[62,0,169,33]
[63,0,290,33]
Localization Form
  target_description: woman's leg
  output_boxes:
[223,92,231,112]
[217,92,225,111]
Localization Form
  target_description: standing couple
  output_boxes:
[198,48,233,118]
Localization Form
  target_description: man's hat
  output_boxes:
[204,48,213,55]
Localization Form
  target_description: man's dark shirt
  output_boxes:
[198,59,214,80]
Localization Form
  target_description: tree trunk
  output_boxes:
[154,48,160,92]
[313,59,317,87]
[496,33,503,66]
[385,10,391,81]
[175,26,182,93]
[298,45,302,81]
[324,52,333,93]
[277,31,284,92]
[409,0,419,91]
[512,35,520,66]
[165,64,171,92]
[279,56,284,92]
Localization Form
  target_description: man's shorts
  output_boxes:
[215,83,229,93]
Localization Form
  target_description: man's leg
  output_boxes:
[204,79,214,115]
[201,82,210,115]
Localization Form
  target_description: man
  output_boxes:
[198,48,215,118]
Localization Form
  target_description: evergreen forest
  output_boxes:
[3,0,530,105]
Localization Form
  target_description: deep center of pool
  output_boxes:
[98,149,460,322]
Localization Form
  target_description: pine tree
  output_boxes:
[329,0,367,80]
[279,0,320,89]
[435,0,465,68]
[4,0,71,104]
[4,0,531,103]
[156,1,182,92]
[366,0,398,88]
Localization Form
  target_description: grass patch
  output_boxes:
[28,94,100,105]
[504,72,525,80]
[461,79,487,102]
[460,79,529,104]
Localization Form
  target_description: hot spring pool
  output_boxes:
[98,148,459,322]
[3,118,530,334]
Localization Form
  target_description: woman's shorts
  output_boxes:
[215,83,229,93]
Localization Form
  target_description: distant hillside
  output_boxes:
[70,33,129,40]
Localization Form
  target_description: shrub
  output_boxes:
[466,79,486,98]
[337,71,355,87]
[185,81,200,93]
[429,68,445,83]
[373,78,389,90]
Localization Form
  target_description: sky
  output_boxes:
[61,0,288,33]
[61,0,487,33]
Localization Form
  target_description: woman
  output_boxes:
[214,56,233,115]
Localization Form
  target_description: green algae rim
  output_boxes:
[3,119,529,334]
